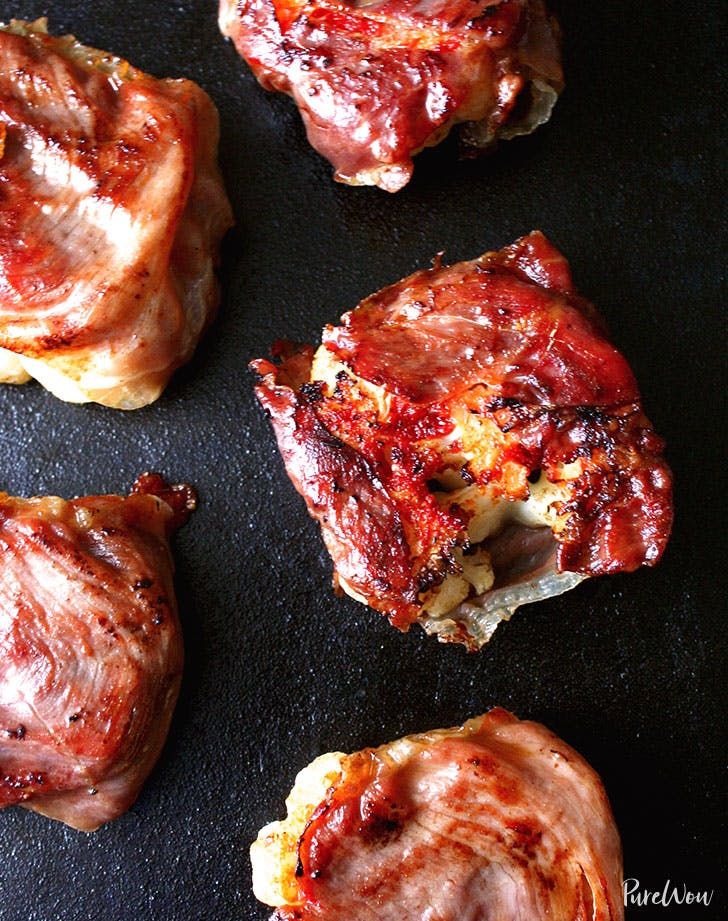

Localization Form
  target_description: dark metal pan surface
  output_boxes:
[0,2,724,919]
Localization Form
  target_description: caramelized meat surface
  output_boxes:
[220,0,563,190]
[0,19,233,408]
[252,232,672,648]
[252,709,624,920]
[0,474,194,830]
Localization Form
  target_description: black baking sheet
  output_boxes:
[0,2,725,919]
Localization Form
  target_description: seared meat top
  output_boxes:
[253,232,672,647]
[252,709,624,920]
[220,0,563,190]
[0,473,194,830]
[0,19,233,408]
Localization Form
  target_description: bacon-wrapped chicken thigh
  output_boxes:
[252,708,624,919]
[0,19,233,409]
[220,0,563,191]
[253,232,672,648]
[0,474,194,830]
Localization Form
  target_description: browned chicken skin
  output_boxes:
[0,474,194,831]
[0,19,233,408]
[220,0,563,190]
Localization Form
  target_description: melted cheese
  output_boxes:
[0,348,31,384]
[251,727,474,910]
[251,752,347,908]
[310,346,576,614]
[311,345,392,417]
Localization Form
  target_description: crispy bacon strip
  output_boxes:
[252,232,673,647]
[0,475,194,830]
[252,709,624,920]
[220,0,563,191]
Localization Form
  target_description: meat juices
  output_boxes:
[0,474,194,830]
[252,709,624,920]
[253,232,673,648]
[0,19,233,408]
[220,0,563,191]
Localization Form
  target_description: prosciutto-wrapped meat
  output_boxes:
[0,19,233,409]
[219,0,563,191]
[0,474,194,831]
[252,708,624,919]
[252,231,672,648]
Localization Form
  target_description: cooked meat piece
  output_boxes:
[0,473,195,831]
[252,708,624,920]
[219,0,563,191]
[252,231,673,648]
[0,19,233,409]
